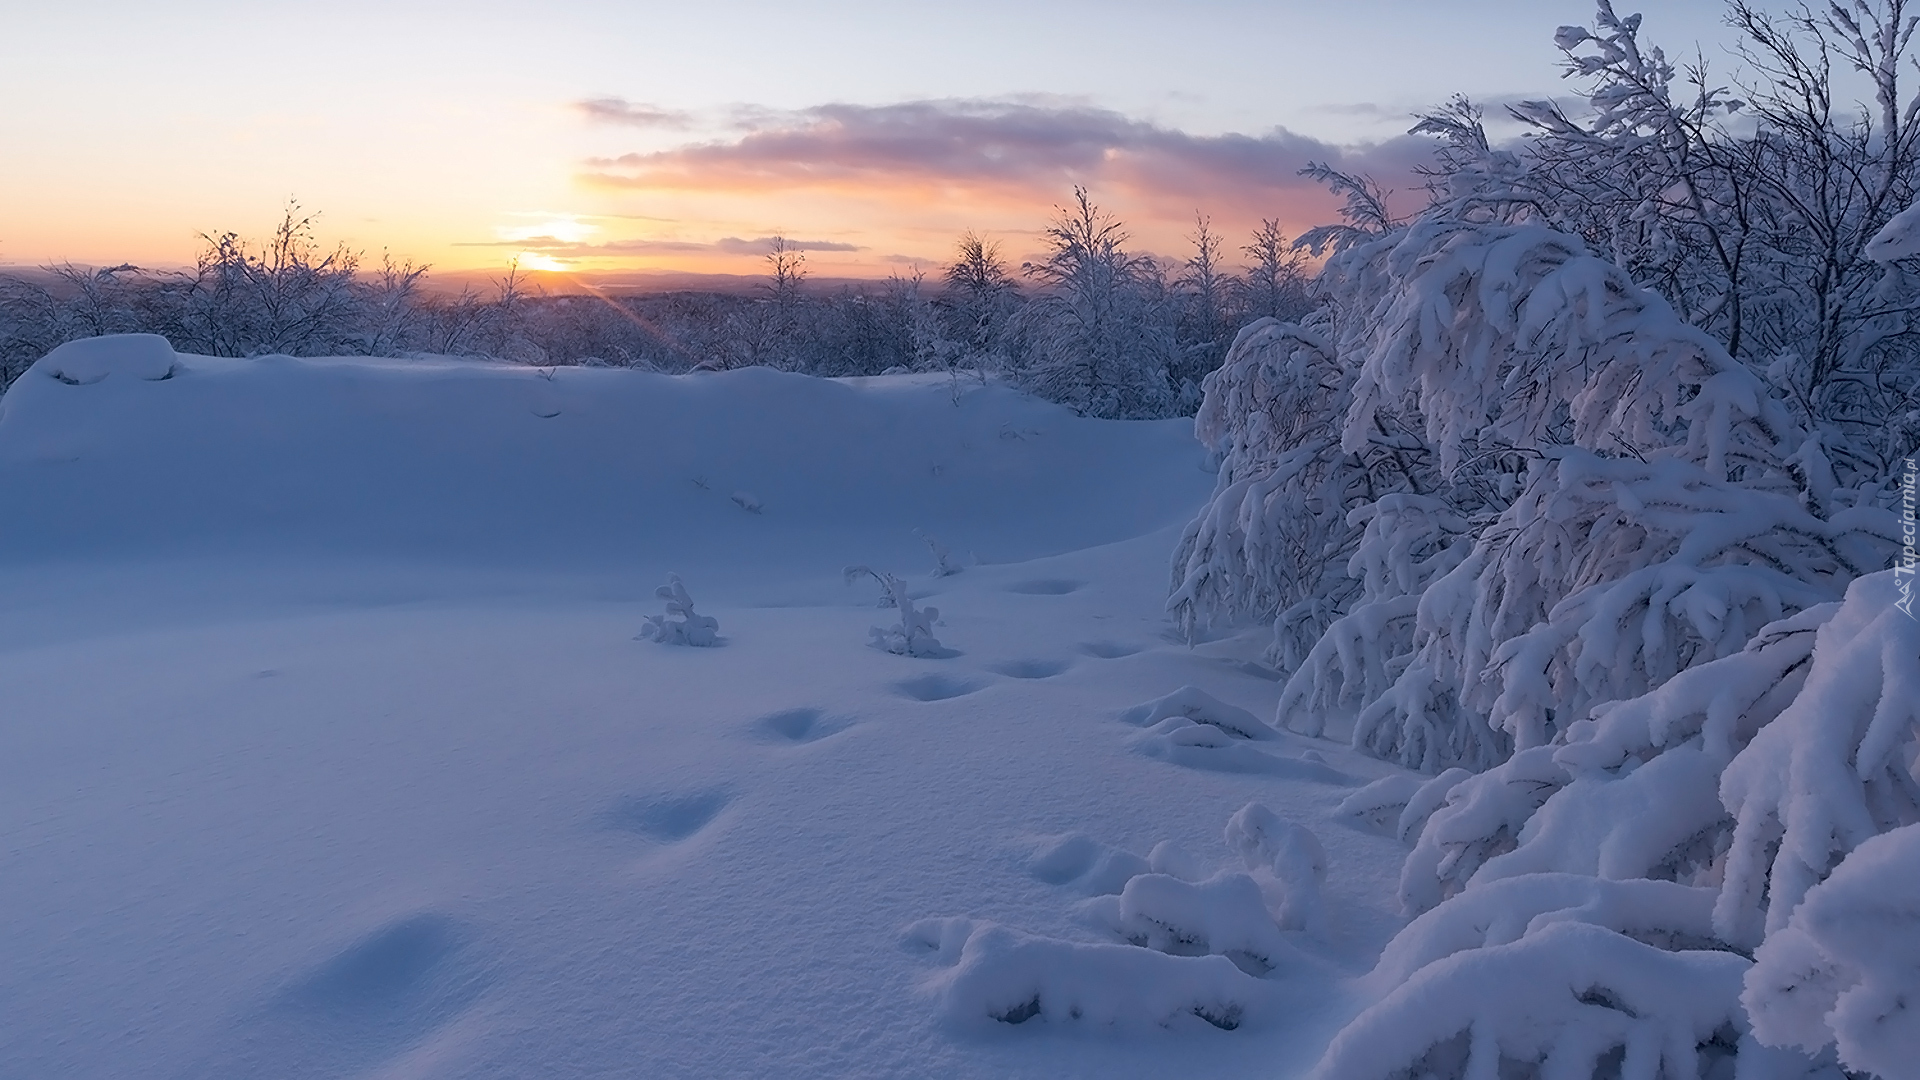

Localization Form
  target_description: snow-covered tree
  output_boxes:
[1169,319,1376,658]
[940,230,1018,374]
[1447,0,1920,481]
[179,202,367,358]
[1278,212,1887,770]
[1170,214,1242,400]
[1009,188,1176,419]
[1237,218,1313,325]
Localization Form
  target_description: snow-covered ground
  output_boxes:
[0,337,1409,1079]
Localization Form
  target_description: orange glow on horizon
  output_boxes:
[514,252,572,273]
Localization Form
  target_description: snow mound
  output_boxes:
[908,918,1265,1032]
[1098,871,1301,973]
[0,343,1210,583]
[26,333,177,386]
[1119,686,1350,781]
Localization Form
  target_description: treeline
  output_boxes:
[0,195,1312,418]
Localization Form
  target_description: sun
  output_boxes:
[496,215,598,244]
[515,252,570,273]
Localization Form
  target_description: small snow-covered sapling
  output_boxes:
[844,565,945,656]
[915,529,962,577]
[639,573,720,646]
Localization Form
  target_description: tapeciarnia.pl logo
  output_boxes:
[1898,456,1916,620]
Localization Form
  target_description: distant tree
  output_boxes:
[763,235,807,307]
[358,253,430,357]
[1010,187,1175,419]
[737,235,808,369]
[941,230,1017,367]
[1172,214,1242,400]
[177,201,364,357]
[1237,218,1311,324]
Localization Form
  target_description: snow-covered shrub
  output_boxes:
[918,804,1341,1033]
[844,565,944,657]
[1466,744,1728,889]
[1384,600,1826,908]
[907,917,1262,1031]
[1185,196,1896,775]
[1272,493,1470,730]
[1392,607,1833,911]
[1118,686,1273,739]
[638,573,720,647]
[1119,686,1347,781]
[1228,14,1920,1075]
[1317,915,1751,1080]
[1075,804,1328,968]
[1224,802,1326,934]
[1360,572,1915,1076]
[1313,219,1878,771]
[1387,5,1918,488]
[1368,874,1723,989]
[1409,450,1882,761]
[1316,870,1778,1080]
[1744,824,1920,1079]
[1103,871,1299,975]
[1332,220,1792,481]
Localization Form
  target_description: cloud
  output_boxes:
[577,98,695,129]
[712,236,860,254]
[578,97,1438,219]
[454,235,861,255]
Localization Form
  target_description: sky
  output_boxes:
[0,1,1736,286]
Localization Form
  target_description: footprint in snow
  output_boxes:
[752,706,850,744]
[182,913,487,1079]
[604,789,733,842]
[893,674,987,702]
[988,658,1070,680]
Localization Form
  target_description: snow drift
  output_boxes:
[0,335,1208,589]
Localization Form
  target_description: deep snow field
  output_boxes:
[0,336,1411,1079]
